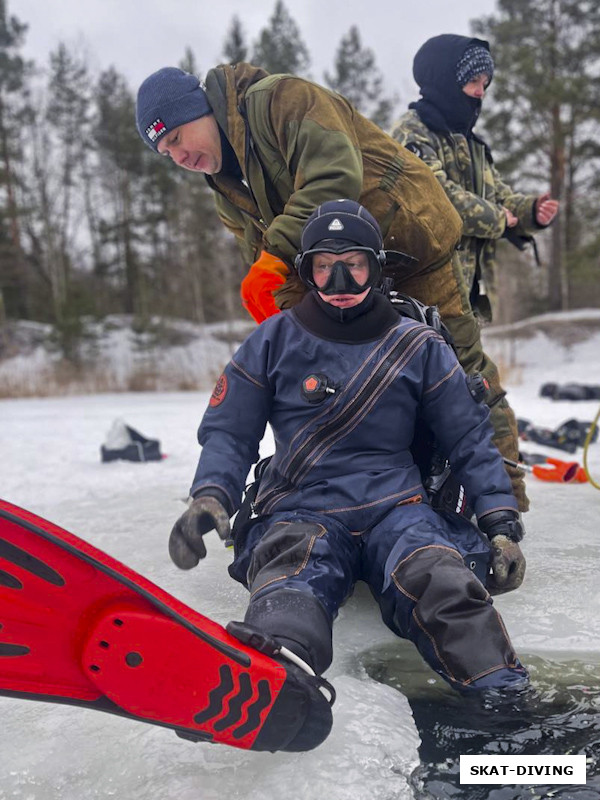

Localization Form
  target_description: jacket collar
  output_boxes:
[205,63,270,177]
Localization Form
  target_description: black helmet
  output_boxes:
[295,199,385,294]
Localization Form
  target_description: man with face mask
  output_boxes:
[168,200,528,739]
[393,34,559,322]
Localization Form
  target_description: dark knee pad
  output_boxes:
[245,588,333,675]
[393,546,520,689]
[246,520,326,594]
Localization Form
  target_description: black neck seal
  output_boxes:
[292,290,400,343]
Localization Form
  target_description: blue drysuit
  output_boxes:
[190,291,526,692]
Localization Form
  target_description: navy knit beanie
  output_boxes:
[135,67,212,152]
[455,45,494,87]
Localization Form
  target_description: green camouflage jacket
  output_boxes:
[204,64,462,309]
[392,109,540,320]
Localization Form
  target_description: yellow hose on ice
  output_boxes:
[583,404,600,489]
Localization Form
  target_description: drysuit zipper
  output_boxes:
[257,325,431,513]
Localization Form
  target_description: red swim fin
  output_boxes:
[0,499,332,752]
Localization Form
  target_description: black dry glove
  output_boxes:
[169,495,231,569]
[478,510,526,595]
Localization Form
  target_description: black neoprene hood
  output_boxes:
[300,199,383,253]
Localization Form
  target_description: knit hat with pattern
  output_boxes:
[455,45,494,87]
[136,67,212,153]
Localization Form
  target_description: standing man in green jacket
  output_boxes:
[392,34,559,322]
[135,62,528,510]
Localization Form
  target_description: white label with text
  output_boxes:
[460,755,587,785]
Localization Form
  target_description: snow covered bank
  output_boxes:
[0,316,255,397]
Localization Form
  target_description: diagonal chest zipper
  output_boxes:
[257,325,433,514]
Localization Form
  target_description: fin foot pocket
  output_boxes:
[227,620,334,752]
[247,659,334,752]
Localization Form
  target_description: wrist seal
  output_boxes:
[478,510,524,543]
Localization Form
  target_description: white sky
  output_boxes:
[10,0,498,106]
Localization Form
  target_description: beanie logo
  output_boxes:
[328,219,344,231]
[146,118,167,143]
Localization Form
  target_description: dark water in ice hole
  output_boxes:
[361,644,600,800]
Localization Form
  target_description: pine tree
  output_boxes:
[0,0,31,321]
[472,0,600,310]
[325,26,397,129]
[251,1,310,75]
[15,42,95,358]
[45,45,91,313]
[222,15,248,64]
[94,67,146,318]
[179,46,199,76]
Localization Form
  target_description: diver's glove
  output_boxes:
[169,495,231,569]
[478,510,526,594]
[240,252,288,323]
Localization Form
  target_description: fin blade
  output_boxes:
[0,499,331,751]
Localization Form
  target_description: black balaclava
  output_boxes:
[410,34,493,136]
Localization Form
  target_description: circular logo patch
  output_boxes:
[209,373,228,407]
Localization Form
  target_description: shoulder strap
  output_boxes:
[385,290,455,349]
[230,456,273,541]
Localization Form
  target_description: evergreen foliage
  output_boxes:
[94,67,145,318]
[179,46,200,76]
[222,16,248,64]
[324,26,397,129]
[251,1,310,75]
[0,0,31,321]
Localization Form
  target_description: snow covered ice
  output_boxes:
[1,311,599,799]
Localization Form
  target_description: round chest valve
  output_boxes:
[301,373,336,404]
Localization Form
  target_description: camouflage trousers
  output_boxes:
[399,255,528,513]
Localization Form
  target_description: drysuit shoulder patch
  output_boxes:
[210,374,228,407]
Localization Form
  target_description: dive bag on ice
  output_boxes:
[101,419,163,463]
[517,417,598,454]
[540,382,600,402]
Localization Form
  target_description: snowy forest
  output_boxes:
[1,0,600,368]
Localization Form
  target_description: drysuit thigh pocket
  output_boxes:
[247,521,326,595]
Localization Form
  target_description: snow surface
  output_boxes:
[1,311,600,799]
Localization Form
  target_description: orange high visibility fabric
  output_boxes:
[532,457,588,484]
[241,252,288,323]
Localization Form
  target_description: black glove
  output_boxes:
[478,510,526,595]
[169,495,231,570]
